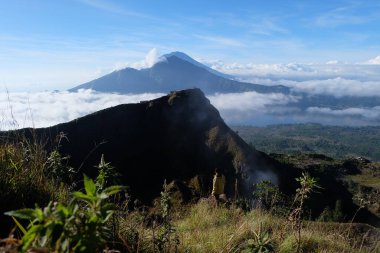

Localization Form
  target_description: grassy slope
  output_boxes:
[1,122,380,252]
[271,153,380,221]
[1,143,379,252]
[120,200,380,253]
[232,124,380,161]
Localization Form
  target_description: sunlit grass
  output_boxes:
[118,200,379,252]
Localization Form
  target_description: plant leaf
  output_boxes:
[72,191,96,204]
[5,209,36,220]
[11,216,27,235]
[83,174,96,196]
[103,185,126,196]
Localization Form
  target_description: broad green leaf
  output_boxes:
[72,191,96,203]
[21,225,41,252]
[103,185,126,196]
[35,207,44,220]
[83,174,96,196]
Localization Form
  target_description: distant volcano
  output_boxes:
[70,52,289,95]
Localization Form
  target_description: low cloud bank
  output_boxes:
[1,90,378,130]
[0,90,164,130]
[208,92,300,125]
[202,59,380,98]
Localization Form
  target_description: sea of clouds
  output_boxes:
[1,88,379,131]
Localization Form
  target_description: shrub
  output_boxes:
[5,175,125,253]
[242,223,274,253]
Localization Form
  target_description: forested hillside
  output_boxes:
[233,124,380,161]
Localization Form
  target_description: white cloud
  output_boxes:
[306,106,380,119]
[326,60,342,65]
[195,35,246,48]
[144,48,162,68]
[249,18,288,36]
[0,90,299,130]
[208,92,300,125]
[282,78,380,97]
[208,92,298,112]
[0,90,164,130]
[367,55,380,65]
[201,59,380,97]
[314,4,376,28]
[112,48,166,70]
[78,0,151,18]
[0,90,379,130]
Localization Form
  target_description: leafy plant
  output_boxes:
[351,188,371,223]
[46,149,75,184]
[5,175,125,253]
[253,180,280,211]
[0,135,69,220]
[153,180,179,253]
[288,172,320,253]
[45,132,76,184]
[243,223,274,253]
[235,198,251,213]
[95,154,120,191]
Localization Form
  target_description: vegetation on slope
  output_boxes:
[1,116,380,252]
[0,134,71,235]
[0,135,379,252]
[232,124,380,161]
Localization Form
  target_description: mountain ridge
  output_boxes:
[5,88,281,203]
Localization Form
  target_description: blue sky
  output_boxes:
[1,0,380,91]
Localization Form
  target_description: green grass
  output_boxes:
[117,200,379,253]
[1,131,380,252]
[346,174,380,189]
[0,135,70,238]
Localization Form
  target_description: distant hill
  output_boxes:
[233,124,380,161]
[70,52,290,94]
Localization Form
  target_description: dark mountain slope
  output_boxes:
[70,55,290,95]
[6,89,282,203]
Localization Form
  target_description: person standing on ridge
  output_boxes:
[212,168,226,206]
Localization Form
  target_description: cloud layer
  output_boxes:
[0,90,164,130]
[202,58,380,97]
[1,90,379,130]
